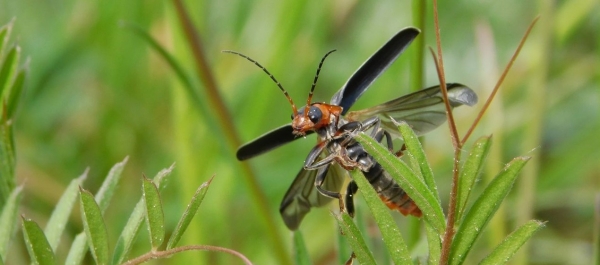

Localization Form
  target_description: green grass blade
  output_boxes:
[45,170,87,252]
[6,66,26,119]
[79,187,109,265]
[350,170,411,264]
[337,225,352,265]
[397,121,439,201]
[122,22,196,101]
[21,217,56,265]
[354,132,446,234]
[0,20,11,57]
[479,220,545,265]
[425,222,441,265]
[456,136,492,223]
[293,230,310,265]
[0,186,22,259]
[142,176,165,250]
[450,156,530,265]
[0,108,16,204]
[65,233,87,265]
[95,156,128,212]
[112,164,173,265]
[166,177,211,250]
[0,45,19,97]
[333,212,376,265]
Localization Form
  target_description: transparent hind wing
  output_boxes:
[279,160,347,230]
[345,83,477,137]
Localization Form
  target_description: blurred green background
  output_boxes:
[1,0,599,264]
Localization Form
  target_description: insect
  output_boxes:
[227,27,478,230]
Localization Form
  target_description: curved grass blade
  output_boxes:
[45,169,87,252]
[353,132,445,234]
[333,212,376,265]
[0,104,16,204]
[142,176,165,250]
[65,232,86,265]
[449,156,530,265]
[293,231,310,265]
[396,121,438,200]
[0,45,19,96]
[96,156,128,212]
[0,186,22,259]
[121,22,212,120]
[6,66,26,119]
[479,220,545,265]
[456,136,492,223]
[21,217,56,265]
[113,164,173,264]
[0,20,13,57]
[350,170,411,264]
[79,187,109,265]
[166,176,211,249]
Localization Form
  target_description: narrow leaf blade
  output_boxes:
[6,66,26,119]
[0,46,19,97]
[64,233,86,265]
[293,231,311,265]
[142,176,165,250]
[456,136,492,222]
[21,217,56,265]
[45,170,87,251]
[354,132,446,233]
[350,170,411,263]
[450,156,530,265]
[79,188,109,265]
[397,121,438,200]
[479,220,545,265]
[95,156,128,212]
[0,186,22,258]
[166,176,211,249]
[333,212,376,265]
[112,164,173,264]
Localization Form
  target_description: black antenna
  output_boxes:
[223,50,298,116]
[304,49,337,117]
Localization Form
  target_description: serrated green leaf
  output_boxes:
[350,170,411,263]
[293,230,310,265]
[479,220,545,265]
[142,176,164,250]
[334,212,376,265]
[0,46,20,98]
[21,217,56,265]
[397,121,439,200]
[64,233,86,265]
[166,176,210,250]
[112,164,173,265]
[79,188,109,265]
[449,156,530,265]
[95,156,128,212]
[6,67,26,119]
[45,170,87,252]
[0,186,22,259]
[456,136,492,223]
[354,132,446,234]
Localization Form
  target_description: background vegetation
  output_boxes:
[1,0,598,264]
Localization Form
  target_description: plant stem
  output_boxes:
[170,1,290,264]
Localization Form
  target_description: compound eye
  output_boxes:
[307,106,322,124]
[290,114,294,120]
